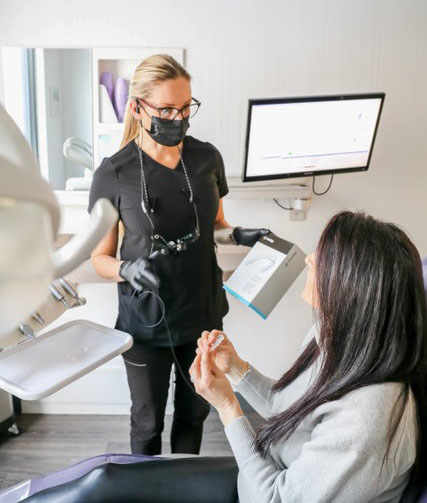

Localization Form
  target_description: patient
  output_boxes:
[190,210,427,503]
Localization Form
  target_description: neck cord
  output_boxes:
[178,148,194,203]
[137,143,194,212]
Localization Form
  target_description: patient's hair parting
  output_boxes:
[120,54,191,149]
[255,211,427,484]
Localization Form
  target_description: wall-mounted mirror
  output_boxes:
[1,47,184,194]
[2,47,93,191]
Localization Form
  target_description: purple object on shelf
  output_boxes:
[100,72,114,105]
[114,78,129,123]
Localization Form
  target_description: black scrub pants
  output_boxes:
[123,340,211,455]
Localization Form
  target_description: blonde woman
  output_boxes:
[88,54,269,455]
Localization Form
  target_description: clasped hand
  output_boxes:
[189,330,247,425]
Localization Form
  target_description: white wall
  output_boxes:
[1,0,426,411]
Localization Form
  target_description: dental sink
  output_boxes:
[0,320,132,400]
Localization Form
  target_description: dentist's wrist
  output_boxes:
[214,226,238,246]
[229,226,239,245]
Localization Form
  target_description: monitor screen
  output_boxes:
[242,93,385,182]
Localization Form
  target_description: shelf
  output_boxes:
[226,175,311,199]
[54,177,311,207]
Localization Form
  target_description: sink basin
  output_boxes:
[0,320,133,400]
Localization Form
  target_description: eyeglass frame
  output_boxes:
[135,96,201,121]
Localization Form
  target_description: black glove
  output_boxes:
[119,256,159,292]
[232,227,270,247]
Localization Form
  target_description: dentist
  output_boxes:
[88,54,268,455]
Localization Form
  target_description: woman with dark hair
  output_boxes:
[190,210,427,502]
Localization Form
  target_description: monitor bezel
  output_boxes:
[242,92,386,183]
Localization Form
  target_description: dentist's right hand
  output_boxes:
[196,330,249,383]
[118,255,160,292]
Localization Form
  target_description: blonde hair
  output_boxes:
[120,54,191,149]
[118,55,190,244]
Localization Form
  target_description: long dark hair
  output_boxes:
[255,211,427,483]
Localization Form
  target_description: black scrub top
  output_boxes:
[87,136,229,350]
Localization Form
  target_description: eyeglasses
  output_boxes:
[136,97,201,121]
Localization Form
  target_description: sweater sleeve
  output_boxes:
[224,400,412,503]
[232,324,318,419]
[232,366,276,418]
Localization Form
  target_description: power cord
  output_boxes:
[273,198,292,211]
[312,174,334,195]
[163,307,210,406]
[125,262,210,406]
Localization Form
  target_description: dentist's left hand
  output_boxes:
[189,349,244,426]
[232,227,270,247]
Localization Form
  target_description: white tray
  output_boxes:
[0,320,133,400]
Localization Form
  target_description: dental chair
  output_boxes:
[5,256,426,503]
[0,454,238,503]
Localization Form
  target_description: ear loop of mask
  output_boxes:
[136,100,157,147]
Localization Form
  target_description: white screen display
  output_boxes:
[245,97,383,179]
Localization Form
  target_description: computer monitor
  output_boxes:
[242,93,385,182]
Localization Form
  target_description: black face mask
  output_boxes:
[144,116,190,147]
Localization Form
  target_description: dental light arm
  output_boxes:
[51,198,118,278]
[0,105,118,280]
[0,104,133,401]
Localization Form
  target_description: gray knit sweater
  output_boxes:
[225,324,417,503]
